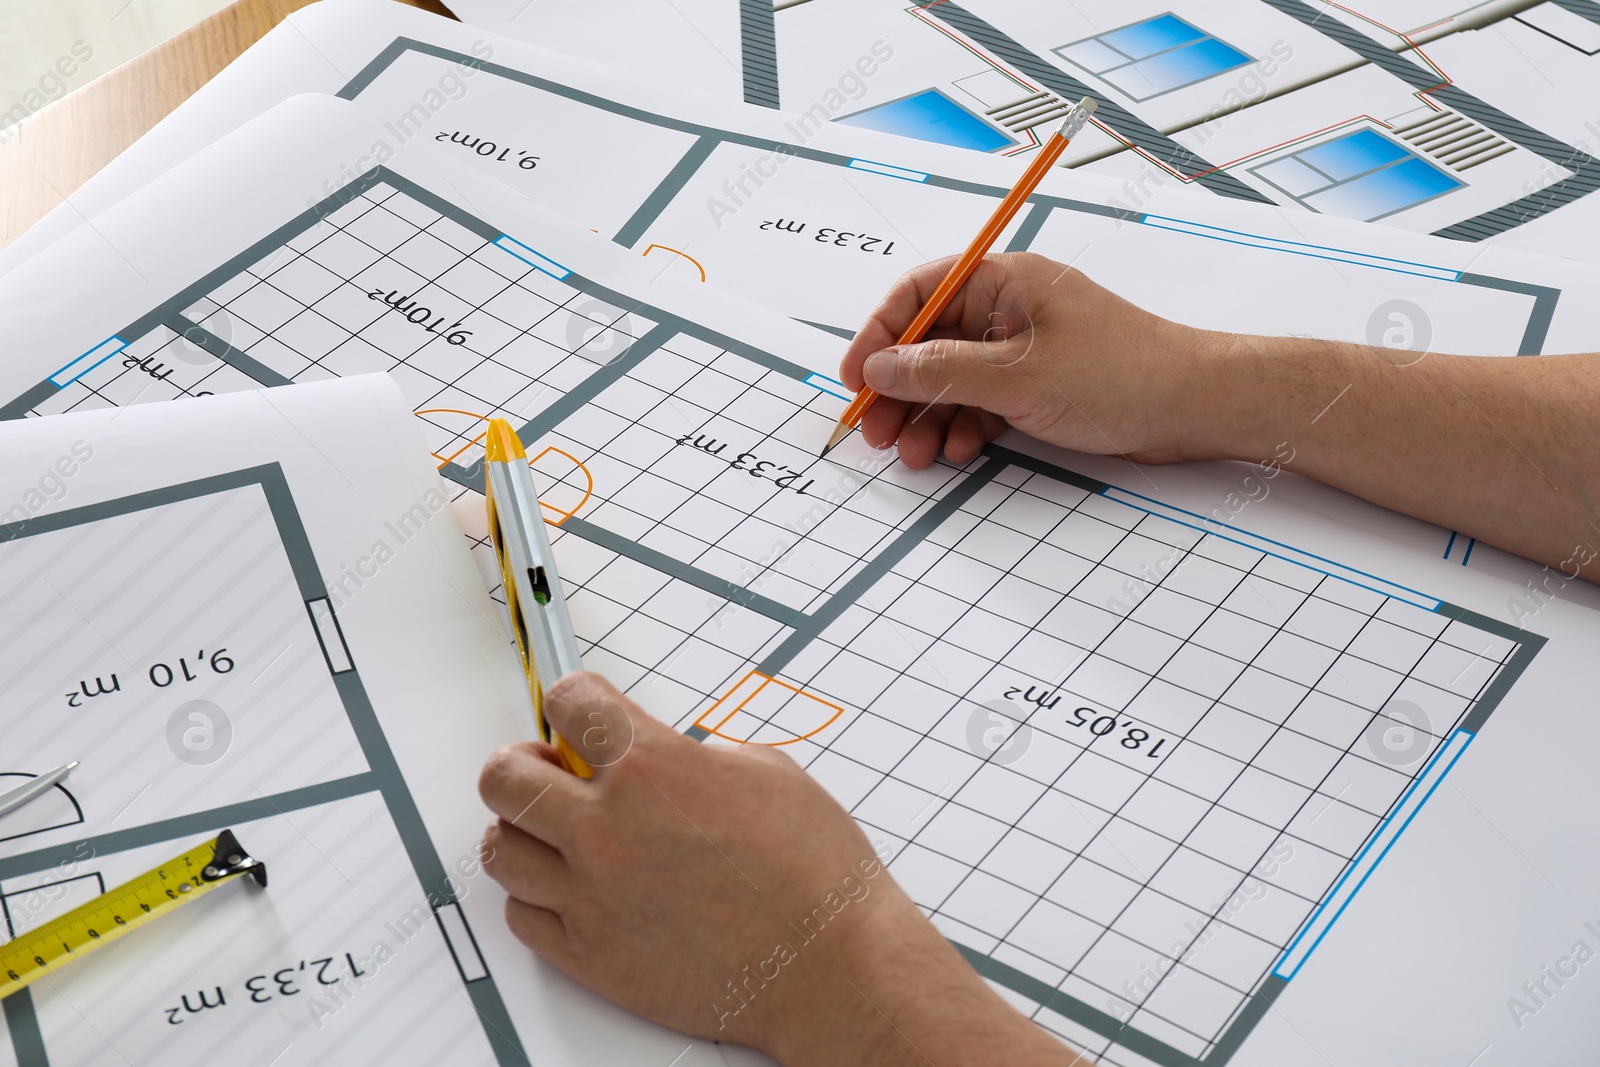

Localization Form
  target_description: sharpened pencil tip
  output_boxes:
[821,422,852,456]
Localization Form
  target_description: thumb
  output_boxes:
[861,337,1031,413]
[542,671,675,771]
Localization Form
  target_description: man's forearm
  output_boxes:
[765,899,1082,1067]
[1201,335,1600,582]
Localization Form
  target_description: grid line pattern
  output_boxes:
[715,465,1519,1058]
[527,336,974,615]
[31,184,653,465]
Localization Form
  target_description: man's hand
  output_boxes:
[843,251,1600,581]
[479,672,1078,1065]
[839,251,1235,469]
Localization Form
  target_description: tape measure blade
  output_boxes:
[0,833,233,999]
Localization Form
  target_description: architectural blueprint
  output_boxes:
[5,0,1600,594]
[3,96,1600,1067]
[450,0,1600,261]
[0,378,551,1066]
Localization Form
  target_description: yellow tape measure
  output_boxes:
[0,829,266,999]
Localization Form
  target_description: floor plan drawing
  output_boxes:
[682,447,1540,1065]
[0,147,1546,1063]
[0,466,519,1067]
[14,4,1600,360]
[288,32,1582,345]
[454,0,1600,259]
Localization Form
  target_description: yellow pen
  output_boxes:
[484,418,594,779]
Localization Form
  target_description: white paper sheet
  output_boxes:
[444,0,1600,261]
[0,374,721,1066]
[3,92,1600,1067]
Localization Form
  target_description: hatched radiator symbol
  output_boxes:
[1392,111,1514,171]
[986,90,1074,134]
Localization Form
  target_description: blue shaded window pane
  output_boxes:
[1105,36,1252,98]
[1056,14,1254,100]
[1100,62,1164,100]
[836,90,1014,153]
[1253,156,1332,197]
[1055,37,1125,74]
[1100,14,1206,61]
[1297,130,1411,182]
[1303,157,1462,220]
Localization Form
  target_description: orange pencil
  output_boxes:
[821,97,1098,456]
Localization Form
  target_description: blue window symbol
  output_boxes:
[1250,129,1463,221]
[1053,14,1252,101]
[835,89,1014,154]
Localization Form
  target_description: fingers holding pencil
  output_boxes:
[839,255,1029,463]
[821,97,1097,456]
